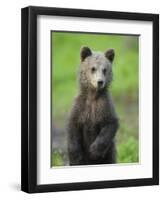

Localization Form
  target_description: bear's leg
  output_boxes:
[86,142,116,165]
[102,142,117,164]
[68,124,86,165]
[89,120,119,161]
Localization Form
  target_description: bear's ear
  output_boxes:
[105,49,115,62]
[80,46,92,61]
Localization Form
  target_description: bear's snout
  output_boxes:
[97,80,104,88]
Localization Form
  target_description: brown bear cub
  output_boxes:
[67,46,119,165]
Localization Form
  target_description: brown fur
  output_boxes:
[67,47,119,165]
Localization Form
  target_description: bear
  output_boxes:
[67,46,119,165]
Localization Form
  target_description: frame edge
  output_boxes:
[152,14,159,185]
[21,7,30,192]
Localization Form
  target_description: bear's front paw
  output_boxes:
[89,142,101,160]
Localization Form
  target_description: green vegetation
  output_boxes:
[52,151,64,166]
[117,136,139,163]
[52,31,139,165]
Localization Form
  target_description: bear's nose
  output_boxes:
[98,80,103,87]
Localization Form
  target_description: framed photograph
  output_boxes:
[21,6,159,193]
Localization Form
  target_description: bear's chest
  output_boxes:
[78,98,108,144]
[79,97,108,125]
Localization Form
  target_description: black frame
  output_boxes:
[21,6,159,193]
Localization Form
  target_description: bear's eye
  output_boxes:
[103,68,107,75]
[91,67,96,73]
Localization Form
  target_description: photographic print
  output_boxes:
[51,32,139,167]
[21,6,159,193]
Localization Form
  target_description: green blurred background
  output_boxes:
[51,31,139,166]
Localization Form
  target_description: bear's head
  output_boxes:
[79,46,115,92]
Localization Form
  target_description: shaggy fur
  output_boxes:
[67,47,119,165]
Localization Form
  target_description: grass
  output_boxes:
[51,31,139,165]
[117,136,139,163]
[52,151,64,166]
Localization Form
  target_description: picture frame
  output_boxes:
[21,6,159,193]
